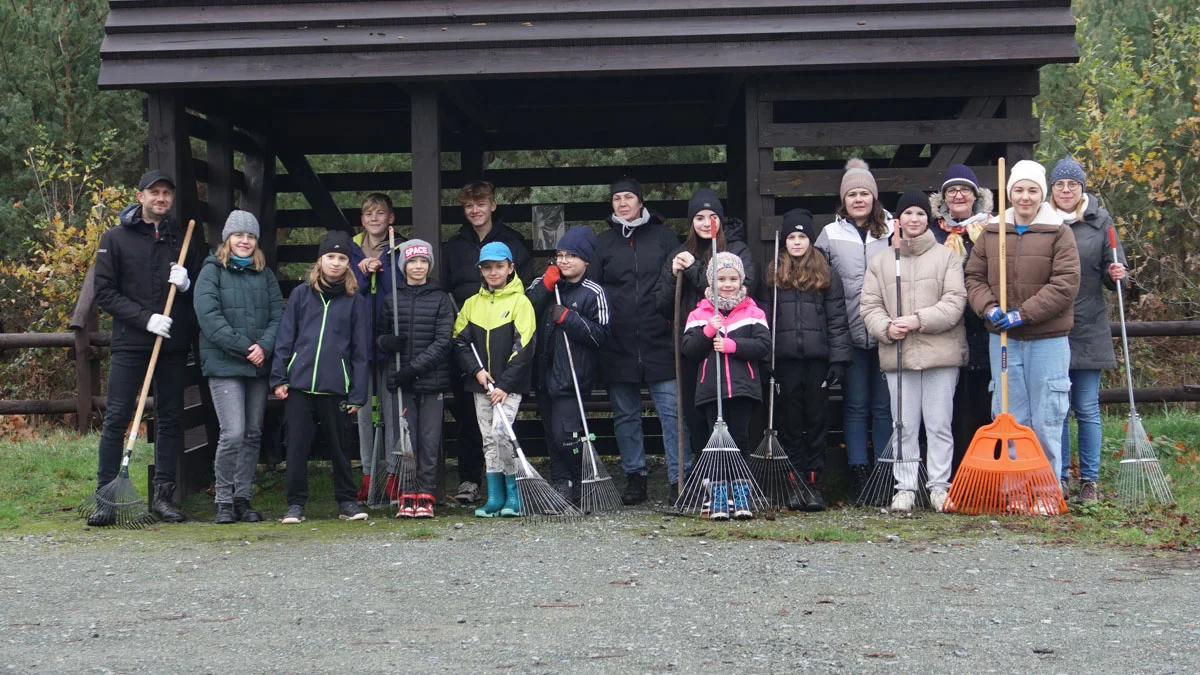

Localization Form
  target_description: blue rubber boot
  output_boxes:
[500,473,523,517]
[475,472,505,518]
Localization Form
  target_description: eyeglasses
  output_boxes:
[944,187,975,197]
[1052,180,1082,192]
[554,252,578,262]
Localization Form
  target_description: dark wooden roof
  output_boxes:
[99,0,1077,89]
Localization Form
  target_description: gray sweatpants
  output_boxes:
[400,392,444,494]
[884,367,959,492]
[209,376,269,504]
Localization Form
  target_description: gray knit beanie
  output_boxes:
[222,210,260,241]
[400,238,435,271]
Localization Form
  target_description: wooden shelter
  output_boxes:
[96,0,1077,484]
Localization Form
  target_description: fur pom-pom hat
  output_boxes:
[840,158,878,200]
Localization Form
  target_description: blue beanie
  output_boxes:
[557,225,597,263]
[477,241,513,265]
[941,164,979,194]
[1049,157,1087,191]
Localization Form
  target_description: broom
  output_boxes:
[470,344,582,519]
[856,225,928,511]
[749,229,815,511]
[554,286,621,513]
[1110,225,1173,507]
[79,219,196,529]
[674,225,768,520]
[386,226,418,517]
[944,158,1066,516]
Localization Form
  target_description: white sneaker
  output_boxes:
[890,490,916,512]
[455,481,480,504]
[930,488,948,513]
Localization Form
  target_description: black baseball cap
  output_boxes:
[137,170,176,190]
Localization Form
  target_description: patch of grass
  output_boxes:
[1,411,1197,549]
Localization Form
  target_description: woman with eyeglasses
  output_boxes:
[1048,157,1127,502]
[927,165,995,475]
[655,188,757,502]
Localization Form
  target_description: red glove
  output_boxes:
[542,264,561,290]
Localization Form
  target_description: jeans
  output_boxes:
[1061,368,1102,483]
[884,367,959,491]
[844,347,893,466]
[97,349,188,489]
[608,380,691,483]
[989,334,1071,478]
[209,376,269,504]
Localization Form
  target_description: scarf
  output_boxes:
[613,207,651,239]
[937,211,989,262]
[1054,194,1088,224]
[229,255,253,268]
[318,278,347,298]
[705,285,747,313]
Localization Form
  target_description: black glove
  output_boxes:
[386,367,416,392]
[825,363,846,387]
[549,304,571,324]
[377,333,406,353]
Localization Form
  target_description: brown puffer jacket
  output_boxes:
[964,203,1080,340]
[861,229,968,372]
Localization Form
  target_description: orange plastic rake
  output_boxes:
[945,158,1066,516]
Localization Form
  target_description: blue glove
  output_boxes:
[996,310,1024,330]
[985,306,1005,326]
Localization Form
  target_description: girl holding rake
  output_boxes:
[761,208,853,510]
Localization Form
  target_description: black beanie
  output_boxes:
[687,188,725,221]
[318,230,354,259]
[610,177,642,201]
[895,189,933,223]
[782,208,815,240]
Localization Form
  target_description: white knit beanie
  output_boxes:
[1007,160,1047,199]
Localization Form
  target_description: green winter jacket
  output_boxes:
[194,255,284,378]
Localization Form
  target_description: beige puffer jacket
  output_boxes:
[861,229,968,372]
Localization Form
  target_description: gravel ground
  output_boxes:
[1,517,1197,674]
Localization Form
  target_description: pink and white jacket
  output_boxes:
[681,296,771,406]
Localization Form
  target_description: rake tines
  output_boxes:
[1116,413,1173,508]
[854,423,929,511]
[675,421,768,519]
[580,437,621,514]
[515,448,584,520]
[748,430,813,511]
[78,457,156,530]
[365,426,391,510]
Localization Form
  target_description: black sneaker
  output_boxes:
[338,501,368,521]
[234,498,263,523]
[668,482,680,506]
[622,473,647,506]
[214,503,236,524]
[281,505,305,524]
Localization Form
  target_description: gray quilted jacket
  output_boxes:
[815,213,894,350]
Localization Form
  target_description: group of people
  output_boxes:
[85,154,1125,525]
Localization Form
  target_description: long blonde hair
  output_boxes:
[768,244,831,293]
[305,257,359,295]
[215,239,266,271]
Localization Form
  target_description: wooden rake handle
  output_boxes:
[996,159,1008,415]
[124,219,196,452]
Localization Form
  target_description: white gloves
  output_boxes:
[146,313,173,338]
[168,263,190,292]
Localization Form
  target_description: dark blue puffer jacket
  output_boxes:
[526,275,611,397]
[270,282,371,406]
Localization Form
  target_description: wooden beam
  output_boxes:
[276,147,352,233]
[759,69,1040,101]
[241,131,278,270]
[1004,95,1035,164]
[439,83,498,134]
[205,115,236,246]
[711,74,746,126]
[760,118,1039,149]
[929,96,1004,169]
[760,166,994,197]
[410,87,442,255]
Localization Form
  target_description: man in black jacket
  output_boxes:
[590,178,686,505]
[89,170,200,525]
[440,181,533,504]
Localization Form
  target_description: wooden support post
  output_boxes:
[1005,94,1035,164]
[411,87,442,260]
[726,90,747,221]
[742,80,774,266]
[277,147,352,233]
[242,132,279,270]
[146,92,200,245]
[205,115,236,246]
